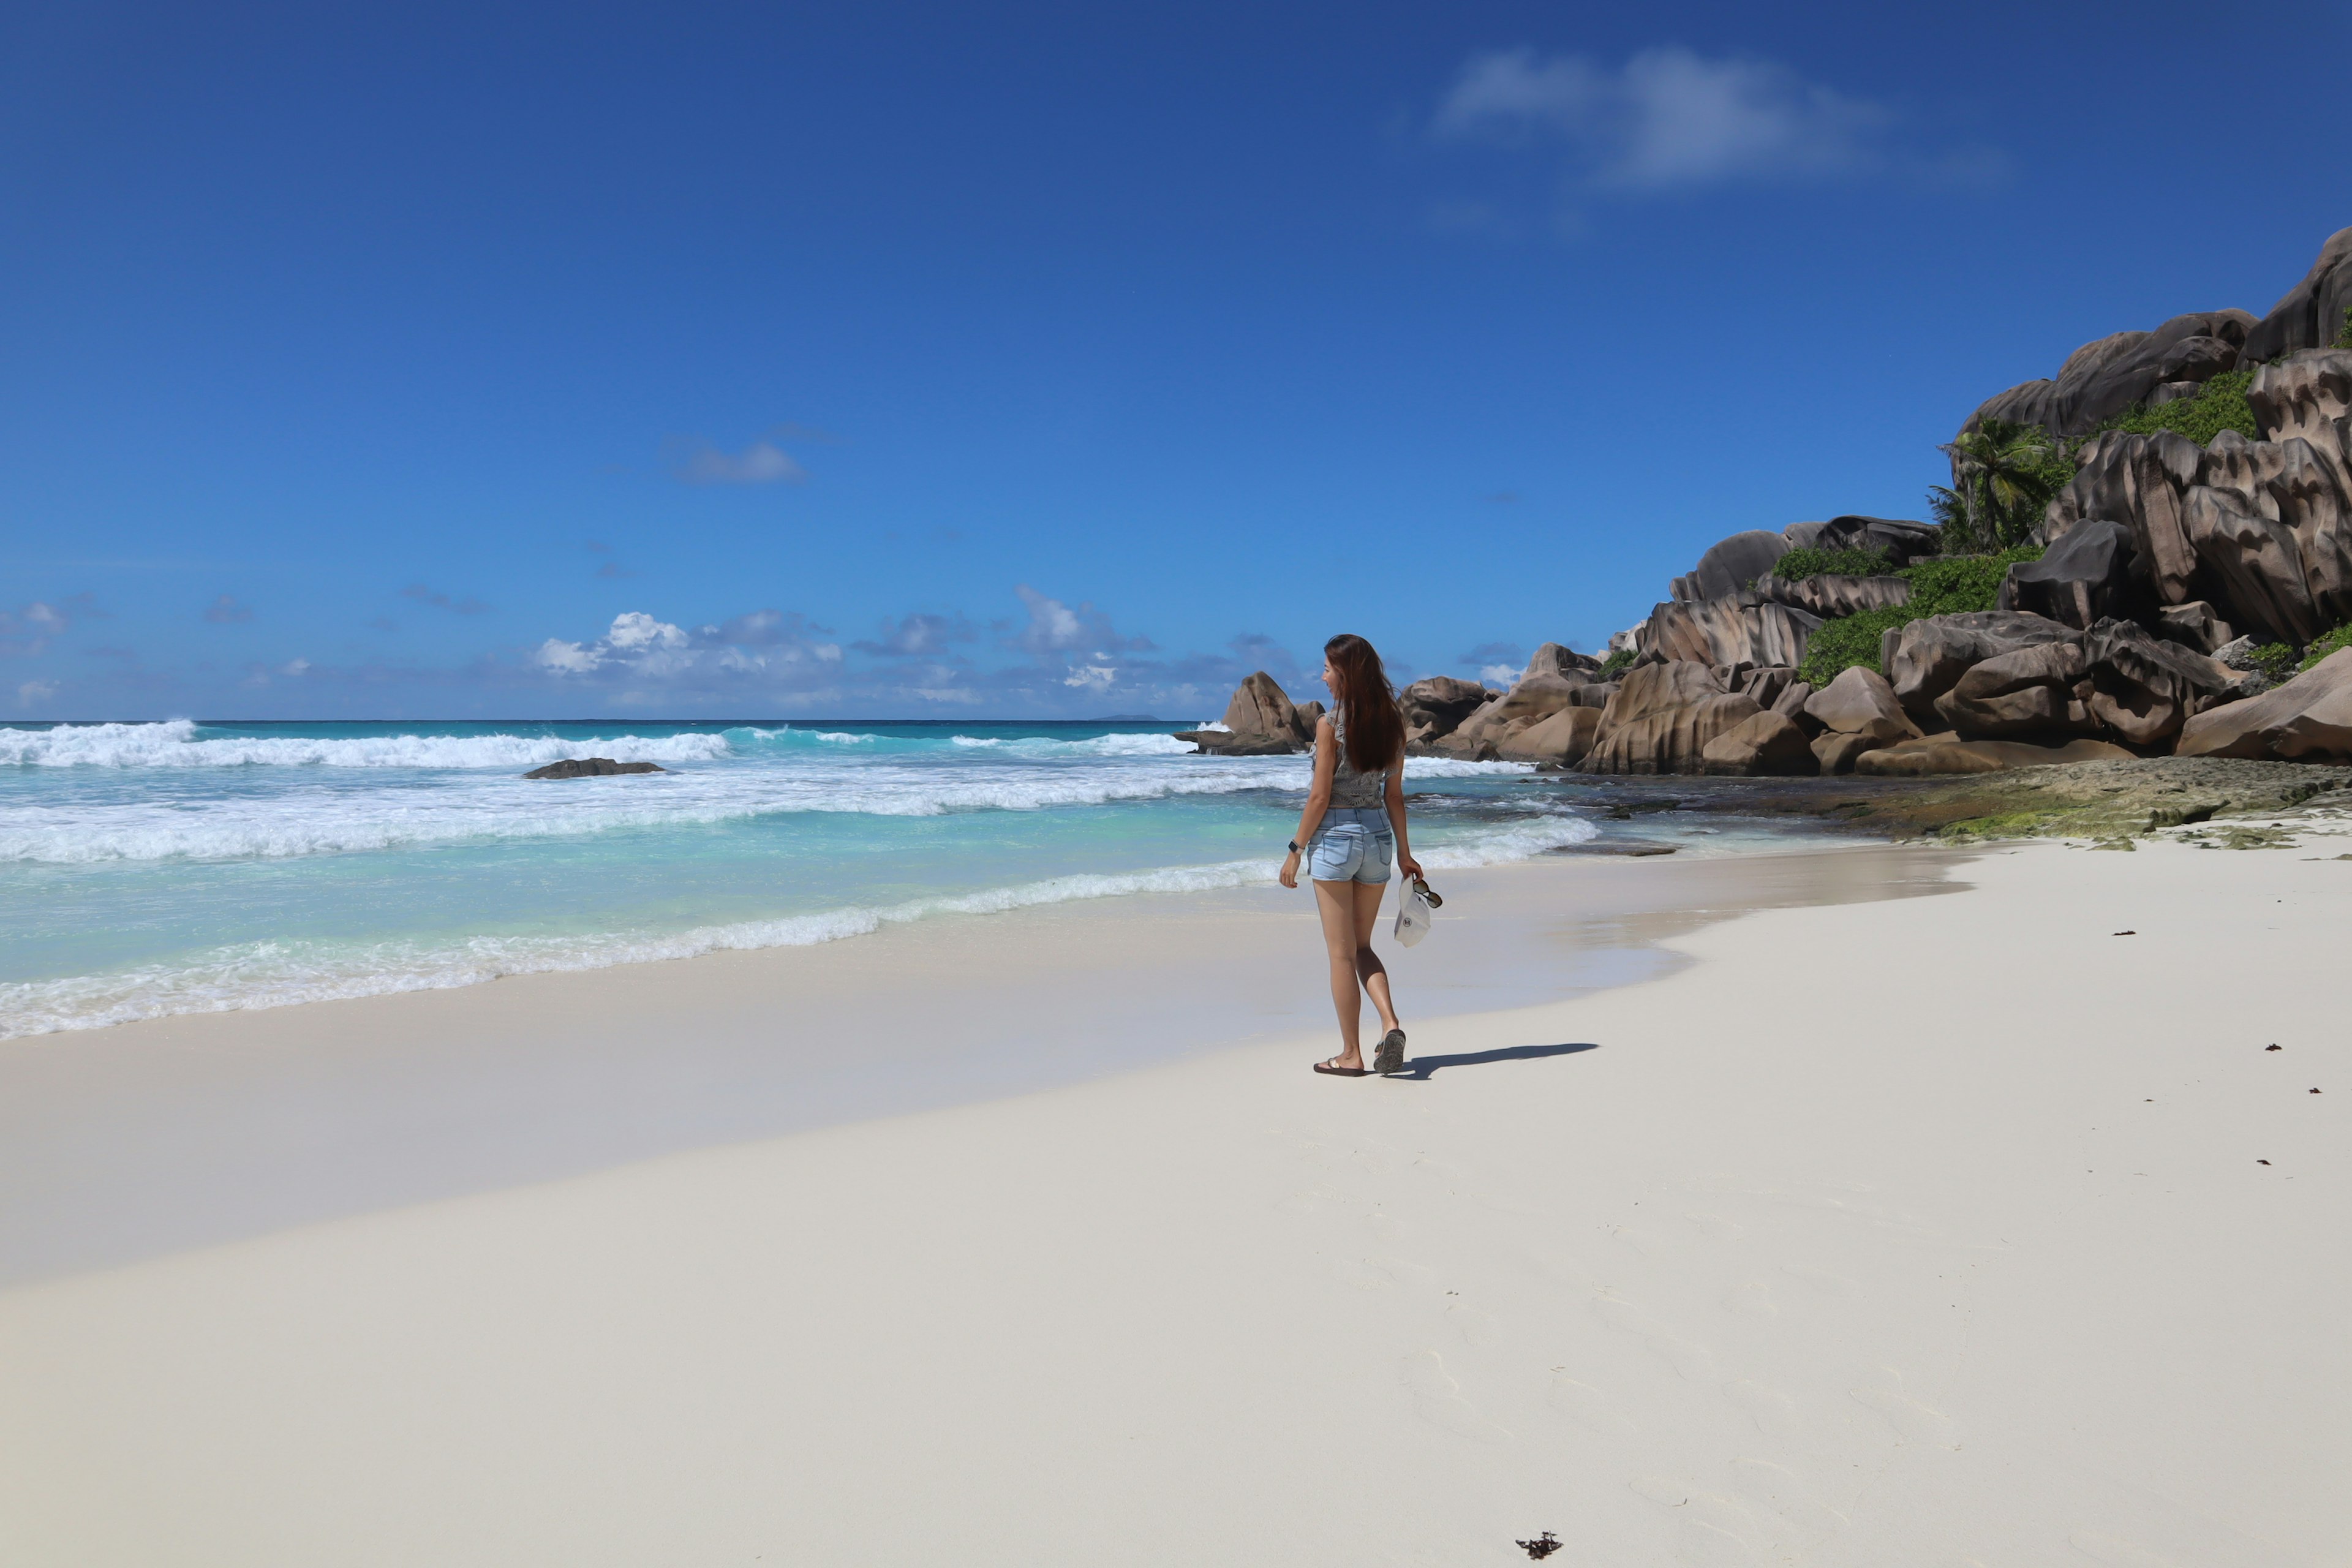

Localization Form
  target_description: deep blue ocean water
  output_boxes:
[0,717,1638,1038]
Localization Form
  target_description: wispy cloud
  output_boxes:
[203,594,255,624]
[1,601,72,657]
[1006,586,1153,658]
[853,612,977,658]
[669,437,809,486]
[17,679,56,707]
[1458,639,1524,666]
[401,584,493,615]
[1434,45,1898,190]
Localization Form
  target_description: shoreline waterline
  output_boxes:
[0,716,1877,1040]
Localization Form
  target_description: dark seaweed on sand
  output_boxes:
[1517,1531,1562,1560]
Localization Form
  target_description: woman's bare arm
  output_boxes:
[1385,752,1422,880]
[1278,718,1339,888]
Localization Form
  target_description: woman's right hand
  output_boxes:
[1279,849,1302,889]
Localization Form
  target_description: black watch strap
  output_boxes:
[1287,840,1302,854]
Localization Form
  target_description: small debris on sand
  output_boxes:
[1515,1531,1562,1561]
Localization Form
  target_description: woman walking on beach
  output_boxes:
[1280,633,1422,1077]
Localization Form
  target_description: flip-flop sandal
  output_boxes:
[1374,1028,1407,1075]
[1314,1057,1369,1077]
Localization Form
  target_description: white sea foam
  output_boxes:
[0,811,1599,1038]
[0,720,734,770]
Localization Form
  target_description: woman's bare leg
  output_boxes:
[1353,880,1400,1035]
[1313,878,1366,1066]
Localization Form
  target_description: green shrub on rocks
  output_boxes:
[1597,646,1634,679]
[1795,545,2045,687]
[2297,624,2352,673]
[1796,606,1914,687]
[2100,369,2258,445]
[1771,545,1893,582]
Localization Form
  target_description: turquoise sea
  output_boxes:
[0,717,1664,1039]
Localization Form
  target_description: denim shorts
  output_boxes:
[1308,807,1394,884]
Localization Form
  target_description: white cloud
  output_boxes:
[535,608,840,684]
[203,594,255,624]
[18,679,57,706]
[605,611,688,652]
[672,439,809,486]
[1012,585,1088,653]
[1062,663,1118,691]
[1434,46,1891,189]
[280,658,311,677]
[1479,663,1519,686]
[537,638,601,674]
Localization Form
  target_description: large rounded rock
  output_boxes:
[1972,311,2255,439]
[2052,314,2255,434]
[2247,349,2352,450]
[2155,601,2233,653]
[2243,226,2352,363]
[1496,706,1602,766]
[2176,647,2352,760]
[1754,571,1911,618]
[1638,596,1821,671]
[1934,641,2089,739]
[1803,666,1923,747]
[1400,676,1489,745]
[1701,710,1817,776]
[1998,519,2136,630]
[1811,730,1879,775]
[1670,531,1789,603]
[1969,379,2061,437]
[1453,673,1583,747]
[1887,611,2080,722]
[1520,642,1603,682]
[1578,662,1760,775]
[2184,486,2322,646]
[1221,671,1310,744]
[2079,619,2250,748]
[1581,693,1761,775]
[1806,516,1942,567]
[2046,432,2203,604]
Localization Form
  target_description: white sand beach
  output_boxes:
[2,839,2345,1566]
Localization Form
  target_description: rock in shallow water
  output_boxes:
[522,758,669,779]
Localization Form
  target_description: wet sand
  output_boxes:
[1,843,1956,1283]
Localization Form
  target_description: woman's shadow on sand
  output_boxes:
[1385,1041,1596,1081]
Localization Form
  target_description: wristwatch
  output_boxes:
[1286,840,1302,854]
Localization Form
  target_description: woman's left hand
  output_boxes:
[1279,850,1302,889]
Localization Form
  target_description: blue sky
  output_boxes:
[5,0,2350,720]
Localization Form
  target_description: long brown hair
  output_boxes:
[1324,633,1404,775]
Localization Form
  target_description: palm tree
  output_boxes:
[1937,418,2065,551]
